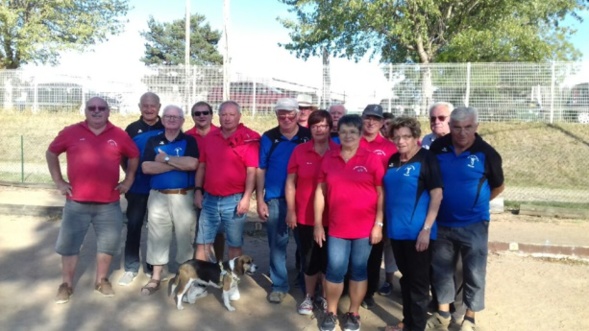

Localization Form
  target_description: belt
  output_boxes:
[157,188,194,195]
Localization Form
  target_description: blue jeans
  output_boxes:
[55,200,123,256]
[325,236,372,283]
[123,193,149,273]
[266,198,290,293]
[196,193,246,248]
[431,221,489,312]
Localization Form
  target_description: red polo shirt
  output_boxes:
[200,124,260,196]
[318,146,384,239]
[48,121,139,203]
[287,140,338,226]
[360,134,397,169]
[185,124,219,153]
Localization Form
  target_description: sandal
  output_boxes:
[140,279,160,296]
[384,323,405,331]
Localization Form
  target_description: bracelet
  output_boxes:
[195,186,204,193]
[375,222,383,227]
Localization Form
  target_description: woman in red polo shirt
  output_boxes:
[314,114,385,331]
[286,110,338,316]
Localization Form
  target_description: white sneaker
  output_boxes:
[298,295,314,315]
[118,271,137,286]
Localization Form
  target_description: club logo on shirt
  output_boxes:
[467,155,479,168]
[306,162,313,165]
[174,147,183,156]
[107,139,118,147]
[138,129,143,134]
[372,149,386,156]
[404,165,416,177]
[353,166,368,173]
[159,141,165,145]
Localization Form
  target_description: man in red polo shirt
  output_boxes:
[359,104,399,310]
[46,97,139,304]
[185,101,225,262]
[194,101,260,262]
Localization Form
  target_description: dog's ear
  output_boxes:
[234,256,245,275]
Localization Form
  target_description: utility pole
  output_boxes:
[184,0,191,113]
[222,0,231,102]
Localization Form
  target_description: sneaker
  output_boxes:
[297,295,314,315]
[268,291,286,303]
[320,312,337,331]
[426,312,451,331]
[315,295,328,312]
[378,281,393,296]
[95,278,115,297]
[360,295,375,309]
[118,271,137,286]
[55,283,73,304]
[460,319,476,331]
[342,312,361,331]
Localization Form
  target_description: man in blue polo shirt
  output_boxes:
[119,92,165,286]
[427,107,504,331]
[256,98,311,304]
[140,105,199,296]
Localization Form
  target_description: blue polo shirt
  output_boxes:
[429,134,504,227]
[143,132,199,190]
[383,148,443,240]
[125,117,164,194]
[259,125,311,201]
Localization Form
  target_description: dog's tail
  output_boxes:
[169,274,180,297]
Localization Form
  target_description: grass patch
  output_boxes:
[2,110,589,198]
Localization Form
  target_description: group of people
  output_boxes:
[46,93,504,331]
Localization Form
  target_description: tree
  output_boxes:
[140,14,223,66]
[0,0,129,69]
[278,0,587,64]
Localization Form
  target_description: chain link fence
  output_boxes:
[1,62,588,206]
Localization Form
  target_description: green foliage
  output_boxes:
[278,0,587,64]
[0,0,129,69]
[140,14,223,66]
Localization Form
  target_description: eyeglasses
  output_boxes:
[87,106,107,112]
[163,115,183,121]
[277,113,296,120]
[392,134,414,142]
[339,130,360,136]
[430,116,448,122]
[310,124,329,131]
[193,111,210,117]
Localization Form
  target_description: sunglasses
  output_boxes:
[430,116,448,122]
[193,111,211,117]
[87,106,107,112]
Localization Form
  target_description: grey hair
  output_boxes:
[428,102,454,116]
[327,103,347,114]
[219,100,241,114]
[162,104,184,118]
[139,92,160,105]
[451,106,478,123]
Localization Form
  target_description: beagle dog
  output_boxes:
[170,255,257,311]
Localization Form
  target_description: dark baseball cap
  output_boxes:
[362,104,384,119]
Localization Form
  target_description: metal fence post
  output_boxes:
[20,135,24,183]
[549,61,555,124]
[465,62,471,107]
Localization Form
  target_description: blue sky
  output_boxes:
[51,0,589,102]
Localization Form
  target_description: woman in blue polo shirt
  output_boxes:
[382,117,443,331]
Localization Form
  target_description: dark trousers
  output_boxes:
[392,239,432,331]
[124,193,152,274]
[365,239,384,298]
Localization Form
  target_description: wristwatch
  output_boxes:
[164,156,170,164]
[375,222,384,227]
[422,224,431,231]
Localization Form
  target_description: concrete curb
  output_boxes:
[489,241,589,260]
